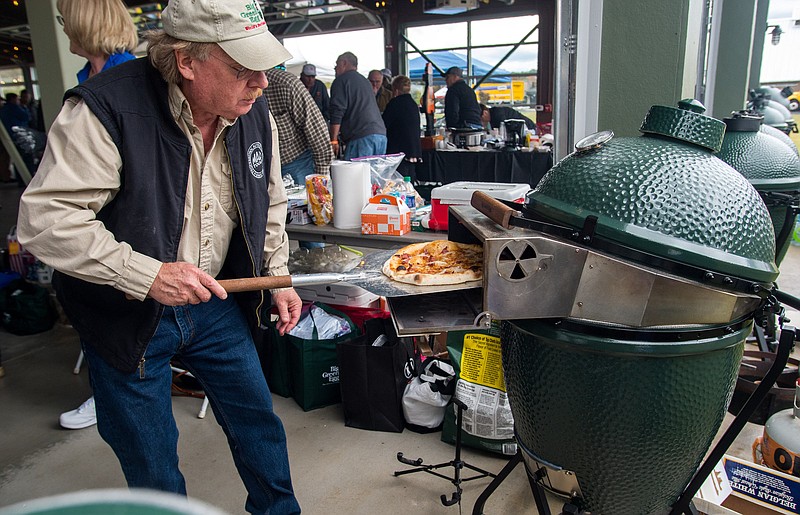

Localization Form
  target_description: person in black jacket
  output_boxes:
[382,74,422,180]
[443,66,482,130]
[17,1,302,512]
[480,103,536,132]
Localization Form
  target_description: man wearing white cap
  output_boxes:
[17,1,302,513]
[299,63,329,122]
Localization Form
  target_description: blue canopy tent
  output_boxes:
[408,51,511,83]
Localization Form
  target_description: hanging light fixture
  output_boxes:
[767,24,783,46]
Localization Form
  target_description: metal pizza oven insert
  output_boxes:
[501,100,778,513]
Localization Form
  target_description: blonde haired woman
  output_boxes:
[55,0,138,431]
[57,0,138,84]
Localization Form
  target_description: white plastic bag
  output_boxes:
[288,304,352,340]
[402,359,456,430]
[351,153,425,208]
[352,153,404,192]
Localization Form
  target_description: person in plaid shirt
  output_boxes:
[265,67,333,189]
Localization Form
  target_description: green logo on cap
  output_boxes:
[241,2,264,23]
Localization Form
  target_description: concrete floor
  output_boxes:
[2,179,800,514]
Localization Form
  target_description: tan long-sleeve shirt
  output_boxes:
[17,83,289,301]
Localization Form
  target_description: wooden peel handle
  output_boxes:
[470,190,520,229]
[217,276,293,293]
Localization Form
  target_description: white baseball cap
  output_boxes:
[161,0,292,72]
[302,64,316,76]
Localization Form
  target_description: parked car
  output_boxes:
[788,91,800,112]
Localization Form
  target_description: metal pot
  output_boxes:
[502,99,777,513]
[449,128,483,148]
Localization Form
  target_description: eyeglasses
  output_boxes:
[209,53,263,81]
[56,15,64,26]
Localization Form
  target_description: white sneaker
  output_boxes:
[59,396,97,429]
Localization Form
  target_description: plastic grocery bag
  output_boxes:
[305,174,333,225]
[352,153,424,207]
[287,245,362,274]
[352,153,405,195]
[402,359,456,433]
[289,304,352,340]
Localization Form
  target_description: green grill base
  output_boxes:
[501,319,749,514]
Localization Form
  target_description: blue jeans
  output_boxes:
[282,148,315,189]
[83,296,300,515]
[343,134,387,160]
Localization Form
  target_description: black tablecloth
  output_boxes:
[417,149,554,188]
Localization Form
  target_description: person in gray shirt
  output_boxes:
[329,51,386,160]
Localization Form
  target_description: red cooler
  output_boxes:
[429,181,530,230]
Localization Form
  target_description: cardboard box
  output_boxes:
[294,283,380,308]
[361,194,411,236]
[287,188,308,209]
[288,206,312,225]
[697,454,800,514]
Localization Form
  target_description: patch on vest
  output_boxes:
[248,142,264,179]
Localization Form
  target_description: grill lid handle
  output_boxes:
[470,190,521,229]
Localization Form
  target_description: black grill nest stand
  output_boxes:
[394,397,497,509]
[470,290,800,515]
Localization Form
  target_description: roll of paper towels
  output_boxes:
[331,160,372,229]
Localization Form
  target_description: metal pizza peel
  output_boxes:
[218,248,481,298]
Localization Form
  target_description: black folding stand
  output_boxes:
[395,397,497,507]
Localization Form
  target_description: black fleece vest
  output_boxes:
[53,58,273,373]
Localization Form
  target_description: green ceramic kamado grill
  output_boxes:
[749,90,794,135]
[716,111,800,265]
[760,122,799,156]
[457,100,784,514]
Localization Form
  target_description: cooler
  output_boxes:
[428,181,529,231]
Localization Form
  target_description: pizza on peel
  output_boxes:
[382,240,483,285]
